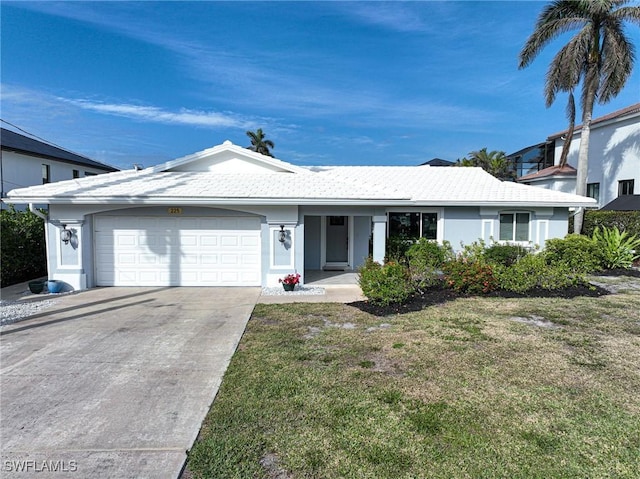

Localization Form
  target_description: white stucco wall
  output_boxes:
[42,202,575,290]
[553,113,640,207]
[1,150,111,209]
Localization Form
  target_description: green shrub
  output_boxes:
[495,253,585,293]
[582,210,640,238]
[484,243,530,266]
[442,259,497,294]
[544,234,603,274]
[1,206,47,287]
[457,239,488,263]
[385,236,415,263]
[358,258,414,306]
[592,226,640,270]
[406,239,453,290]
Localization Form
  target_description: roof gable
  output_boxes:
[148,140,308,174]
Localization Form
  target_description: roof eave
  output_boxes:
[4,197,596,208]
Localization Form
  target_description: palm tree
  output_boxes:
[519,0,640,233]
[456,148,515,181]
[246,128,275,157]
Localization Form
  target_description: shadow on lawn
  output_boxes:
[348,283,611,317]
[596,268,640,278]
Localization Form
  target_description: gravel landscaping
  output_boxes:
[261,286,325,296]
[0,298,58,326]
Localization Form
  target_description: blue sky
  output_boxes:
[2,1,639,170]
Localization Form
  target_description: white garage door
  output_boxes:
[94,215,261,286]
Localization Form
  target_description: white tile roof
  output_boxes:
[5,143,596,208]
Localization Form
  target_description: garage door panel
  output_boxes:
[96,215,261,286]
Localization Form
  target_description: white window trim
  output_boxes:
[498,211,531,245]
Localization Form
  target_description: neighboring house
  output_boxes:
[4,141,595,290]
[420,158,454,167]
[516,103,640,208]
[0,127,118,208]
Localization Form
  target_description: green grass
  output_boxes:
[186,290,640,479]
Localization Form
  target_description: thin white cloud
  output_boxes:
[61,98,255,129]
[340,2,431,33]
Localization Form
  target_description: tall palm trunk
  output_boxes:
[558,92,575,168]
[573,37,600,234]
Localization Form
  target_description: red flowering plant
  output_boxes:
[279,273,301,285]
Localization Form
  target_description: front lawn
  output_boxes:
[186,284,640,478]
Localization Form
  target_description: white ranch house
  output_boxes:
[5,141,596,291]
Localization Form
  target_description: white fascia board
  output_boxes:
[5,196,412,206]
[7,196,595,208]
[412,200,596,208]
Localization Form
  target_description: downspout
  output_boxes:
[29,203,51,280]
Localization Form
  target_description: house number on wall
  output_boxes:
[168,207,183,214]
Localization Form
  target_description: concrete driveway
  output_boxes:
[0,287,260,478]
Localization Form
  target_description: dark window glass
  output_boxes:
[499,214,513,241]
[499,213,530,241]
[73,169,80,179]
[42,164,50,184]
[389,212,420,239]
[619,180,634,196]
[421,213,438,239]
[587,183,600,202]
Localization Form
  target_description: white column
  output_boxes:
[372,215,387,263]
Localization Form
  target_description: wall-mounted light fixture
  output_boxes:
[278,225,286,243]
[60,224,72,245]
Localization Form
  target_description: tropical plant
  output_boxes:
[519,0,640,234]
[246,128,275,157]
[456,148,515,181]
[592,226,640,269]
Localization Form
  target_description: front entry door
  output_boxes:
[325,216,349,267]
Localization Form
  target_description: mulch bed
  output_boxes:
[349,283,611,317]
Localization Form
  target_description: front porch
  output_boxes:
[304,269,359,286]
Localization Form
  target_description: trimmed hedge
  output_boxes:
[582,210,640,237]
[1,207,47,287]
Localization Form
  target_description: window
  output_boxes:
[619,179,635,196]
[388,212,438,240]
[72,169,80,179]
[586,182,600,202]
[42,164,50,184]
[84,172,97,177]
[499,213,530,242]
